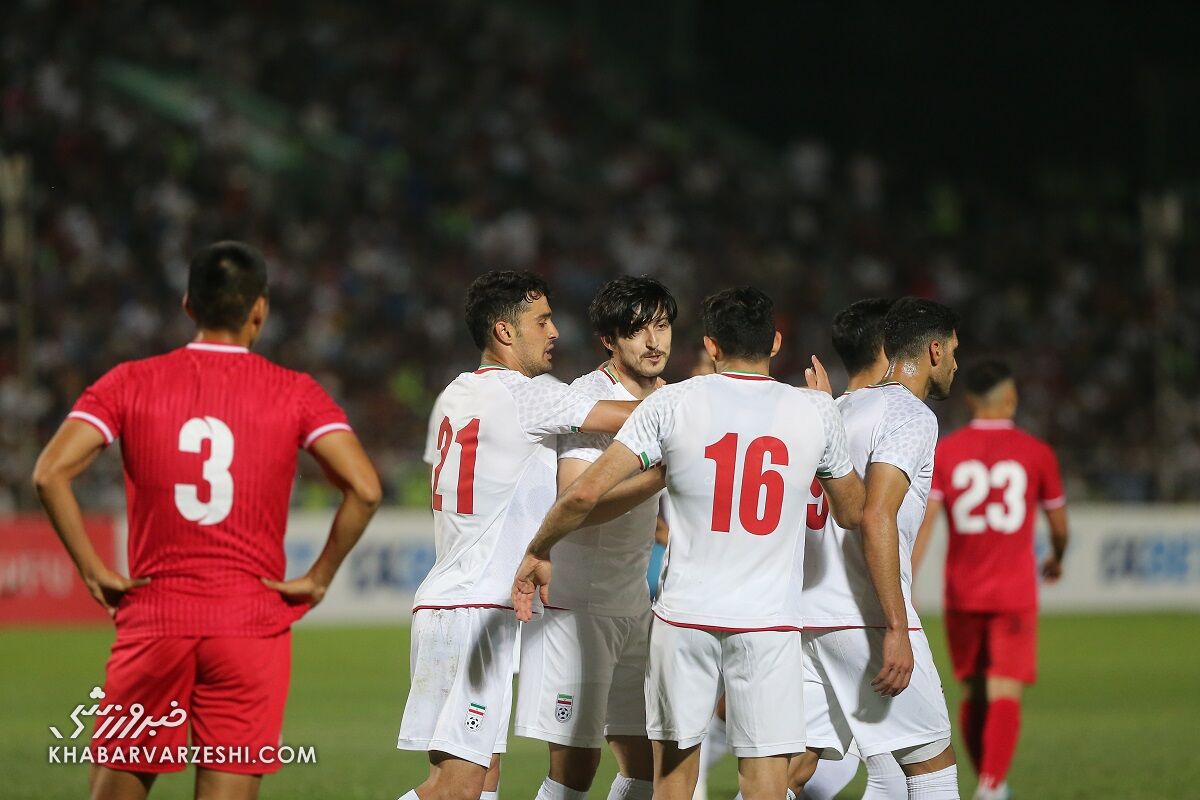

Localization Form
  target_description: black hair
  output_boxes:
[464,270,550,350]
[588,276,678,353]
[832,298,894,376]
[187,241,268,332]
[964,359,1013,395]
[882,296,960,360]
[702,287,776,359]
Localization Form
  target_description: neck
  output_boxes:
[714,356,771,377]
[195,328,254,349]
[880,359,929,400]
[972,407,1013,421]
[480,347,529,376]
[846,357,890,391]
[606,359,658,399]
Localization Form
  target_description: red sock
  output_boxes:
[959,699,985,771]
[979,697,1021,789]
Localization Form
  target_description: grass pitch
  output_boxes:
[3,614,1197,799]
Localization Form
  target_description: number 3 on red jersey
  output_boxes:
[704,432,789,535]
[432,417,480,514]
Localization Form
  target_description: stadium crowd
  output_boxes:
[2,0,1198,509]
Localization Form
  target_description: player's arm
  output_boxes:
[513,442,643,620]
[818,470,865,529]
[32,420,149,616]
[912,498,943,577]
[558,457,666,528]
[862,461,915,697]
[1042,505,1069,582]
[263,431,382,606]
[578,399,639,434]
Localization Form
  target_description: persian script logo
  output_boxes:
[49,686,188,741]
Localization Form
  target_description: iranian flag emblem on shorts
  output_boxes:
[465,703,486,731]
[555,693,573,722]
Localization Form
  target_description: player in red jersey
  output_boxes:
[32,242,382,800]
[914,359,1069,800]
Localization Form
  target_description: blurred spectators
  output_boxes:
[1,0,1196,508]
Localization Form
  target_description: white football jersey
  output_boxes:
[415,367,598,611]
[615,371,853,631]
[551,367,662,617]
[802,383,939,628]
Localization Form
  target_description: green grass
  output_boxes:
[2,614,1198,799]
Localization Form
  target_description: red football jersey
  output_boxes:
[68,341,351,639]
[930,419,1065,612]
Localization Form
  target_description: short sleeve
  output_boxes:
[871,407,938,483]
[1039,443,1066,509]
[68,365,127,445]
[296,374,352,449]
[558,430,609,464]
[508,376,598,438]
[929,441,947,502]
[614,388,671,470]
[814,393,853,479]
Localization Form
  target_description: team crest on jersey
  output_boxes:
[465,703,486,731]
[555,693,573,722]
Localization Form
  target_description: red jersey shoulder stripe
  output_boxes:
[303,422,354,449]
[67,411,115,444]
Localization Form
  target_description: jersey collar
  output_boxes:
[474,362,509,374]
[720,370,774,381]
[187,342,249,354]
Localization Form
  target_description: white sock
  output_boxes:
[802,754,860,799]
[905,764,959,799]
[398,792,420,800]
[608,774,654,800]
[537,778,589,800]
[863,753,908,799]
[480,793,499,800]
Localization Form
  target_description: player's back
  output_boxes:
[803,383,938,629]
[69,342,351,638]
[622,372,849,632]
[932,420,1065,611]
[417,367,594,611]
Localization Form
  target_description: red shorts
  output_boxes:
[944,609,1037,684]
[91,632,291,774]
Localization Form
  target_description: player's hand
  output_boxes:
[871,627,914,697]
[804,355,833,396]
[1041,556,1063,583]
[512,551,552,622]
[83,567,149,618]
[262,574,330,607]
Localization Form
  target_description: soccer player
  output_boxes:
[913,360,1069,800]
[32,241,382,800]
[515,276,676,800]
[513,287,866,800]
[396,271,660,800]
[796,297,962,800]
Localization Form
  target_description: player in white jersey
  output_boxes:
[512,287,867,800]
[516,276,677,800]
[396,271,662,800]
[795,297,962,800]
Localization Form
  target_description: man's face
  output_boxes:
[511,294,559,377]
[928,331,959,400]
[608,310,672,380]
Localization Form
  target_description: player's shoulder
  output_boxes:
[569,367,624,400]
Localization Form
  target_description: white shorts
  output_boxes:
[646,617,805,758]
[803,628,952,759]
[514,608,650,748]
[397,607,516,767]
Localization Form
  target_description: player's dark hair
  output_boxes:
[186,241,268,332]
[832,298,894,376]
[882,297,960,360]
[464,270,551,350]
[964,359,1014,396]
[702,287,776,359]
[589,276,678,354]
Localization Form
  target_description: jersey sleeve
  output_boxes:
[296,374,353,449]
[871,405,938,483]
[813,392,854,479]
[614,388,672,470]
[68,365,127,445]
[558,430,609,464]
[509,376,599,438]
[1038,443,1066,509]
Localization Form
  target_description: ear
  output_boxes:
[250,295,268,324]
[493,319,516,347]
[182,293,196,322]
[599,335,615,354]
[702,335,720,362]
[928,338,944,367]
[770,330,782,358]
